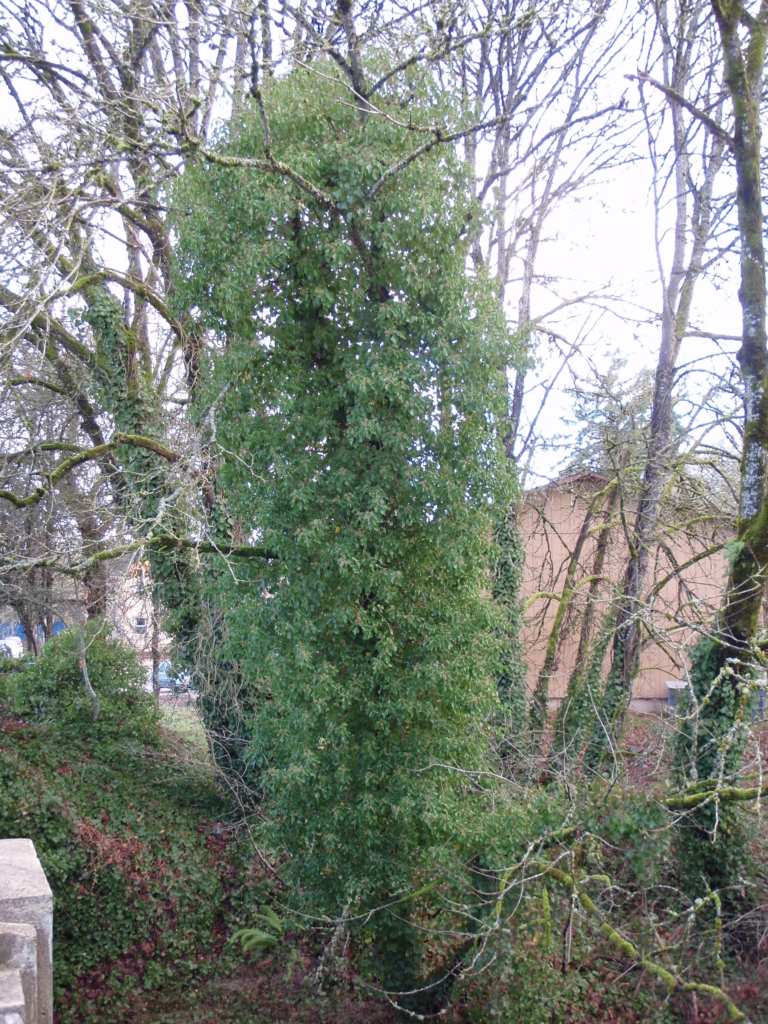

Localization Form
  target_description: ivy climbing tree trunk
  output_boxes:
[551,480,619,765]
[712,0,768,656]
[675,0,768,892]
[492,499,527,739]
[530,479,616,742]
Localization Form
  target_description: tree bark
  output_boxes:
[18,606,39,657]
[531,479,616,736]
[674,0,768,892]
[603,0,726,738]
[711,0,768,658]
[552,481,619,760]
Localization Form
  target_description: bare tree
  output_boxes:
[706,0,768,673]
[457,0,636,459]
[0,0,635,633]
[583,0,733,752]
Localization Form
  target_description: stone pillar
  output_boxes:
[0,968,26,1020]
[0,925,37,1023]
[0,840,53,1024]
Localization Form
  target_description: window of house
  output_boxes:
[134,617,148,634]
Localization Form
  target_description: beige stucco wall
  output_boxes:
[108,561,171,681]
[520,478,729,701]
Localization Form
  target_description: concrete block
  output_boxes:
[0,925,37,1024]
[0,841,52,1024]
[0,969,24,1020]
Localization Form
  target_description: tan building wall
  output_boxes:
[520,473,730,702]
[108,560,171,681]
[1,559,171,681]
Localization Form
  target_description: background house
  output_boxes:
[520,472,731,708]
[1,557,171,689]
[107,559,172,687]
[0,617,67,656]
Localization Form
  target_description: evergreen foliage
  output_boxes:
[0,685,261,1022]
[172,65,518,922]
[0,633,235,1010]
[673,636,752,894]
[491,499,528,739]
[2,622,159,742]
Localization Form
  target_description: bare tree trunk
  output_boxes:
[188,0,201,134]
[551,482,619,759]
[531,479,616,737]
[151,594,161,700]
[261,0,272,75]
[507,369,526,460]
[42,564,54,639]
[80,517,108,618]
[19,606,39,657]
[600,0,726,741]
[712,0,768,656]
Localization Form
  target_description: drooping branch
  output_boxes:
[2,534,278,577]
[67,271,185,340]
[540,863,749,1022]
[646,543,726,601]
[368,113,516,200]
[197,146,336,207]
[631,72,735,149]
[0,284,105,378]
[114,433,181,462]
[0,443,117,508]
[0,433,181,508]
[3,376,67,395]
[664,781,767,809]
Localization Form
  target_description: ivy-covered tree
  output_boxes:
[172,63,517,968]
[672,0,768,895]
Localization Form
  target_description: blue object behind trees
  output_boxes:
[0,620,66,641]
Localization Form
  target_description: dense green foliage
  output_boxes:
[0,644,233,1012]
[1,633,759,1022]
[3,623,159,741]
[673,636,752,893]
[0,669,402,1023]
[173,66,516,920]
[1,1,766,1018]
[491,500,528,737]
[165,65,765,1020]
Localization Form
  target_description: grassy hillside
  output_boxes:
[0,632,395,1024]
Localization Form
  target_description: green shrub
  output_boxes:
[173,58,515,933]
[8,621,159,742]
[0,651,29,712]
[0,710,254,1021]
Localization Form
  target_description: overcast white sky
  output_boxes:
[500,14,744,486]
[5,0,745,489]
[520,155,741,480]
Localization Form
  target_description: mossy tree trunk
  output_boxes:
[530,479,616,743]
[604,0,727,745]
[492,499,527,740]
[712,0,768,657]
[676,0,768,892]
[551,482,618,765]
